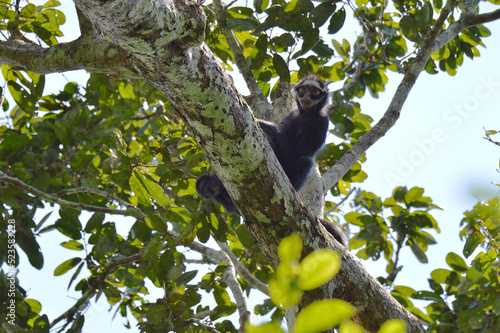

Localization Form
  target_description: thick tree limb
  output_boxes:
[0,37,134,74]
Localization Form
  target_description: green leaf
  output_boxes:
[85,212,105,232]
[415,3,431,30]
[254,0,270,13]
[278,233,302,262]
[226,18,258,32]
[271,33,295,52]
[7,81,36,115]
[310,2,336,27]
[60,240,84,251]
[68,262,84,290]
[284,0,314,14]
[129,171,170,208]
[34,211,52,232]
[43,0,62,8]
[236,224,255,248]
[269,276,303,308]
[433,0,443,11]
[33,23,57,46]
[145,214,167,233]
[294,299,356,333]
[312,39,334,57]
[463,232,485,258]
[431,46,451,61]
[404,187,424,205]
[245,321,286,333]
[299,28,320,55]
[299,249,340,290]
[408,240,428,263]
[55,213,82,240]
[327,8,346,34]
[339,320,364,333]
[445,252,467,272]
[251,34,268,70]
[2,323,26,333]
[33,314,50,333]
[399,15,419,42]
[273,54,290,82]
[177,270,198,285]
[430,268,453,284]
[377,319,407,333]
[54,257,82,276]
[332,39,349,58]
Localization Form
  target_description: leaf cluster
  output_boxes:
[345,186,442,286]
[0,0,65,46]
[392,197,500,332]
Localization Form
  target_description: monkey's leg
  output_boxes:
[283,156,313,191]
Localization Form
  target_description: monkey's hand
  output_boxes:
[257,119,280,138]
[196,174,224,198]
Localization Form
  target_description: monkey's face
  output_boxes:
[295,79,327,112]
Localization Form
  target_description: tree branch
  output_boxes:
[50,253,142,329]
[0,171,145,219]
[430,8,500,54]
[211,0,272,119]
[324,187,358,217]
[169,228,268,295]
[0,37,134,75]
[168,231,253,330]
[335,59,364,93]
[55,187,137,211]
[322,0,483,193]
[217,241,269,295]
[216,245,251,331]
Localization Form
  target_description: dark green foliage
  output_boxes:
[391,198,500,331]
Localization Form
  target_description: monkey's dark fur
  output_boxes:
[196,75,348,247]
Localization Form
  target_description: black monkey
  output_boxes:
[196,75,348,247]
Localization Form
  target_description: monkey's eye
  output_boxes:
[298,86,307,95]
[311,88,321,97]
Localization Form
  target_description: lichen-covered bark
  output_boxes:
[0,38,132,74]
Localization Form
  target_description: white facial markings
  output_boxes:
[298,79,324,90]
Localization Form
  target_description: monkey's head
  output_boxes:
[293,75,328,114]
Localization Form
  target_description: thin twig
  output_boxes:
[336,60,364,93]
[0,171,145,219]
[55,186,136,210]
[217,241,269,295]
[324,187,358,217]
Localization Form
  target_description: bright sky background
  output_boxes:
[6,1,500,332]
